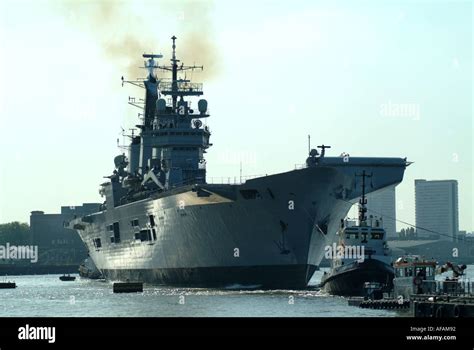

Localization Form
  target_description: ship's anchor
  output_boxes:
[274,220,290,255]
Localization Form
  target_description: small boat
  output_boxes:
[0,282,16,289]
[393,256,471,300]
[0,275,16,288]
[392,255,437,300]
[113,281,143,293]
[59,274,76,281]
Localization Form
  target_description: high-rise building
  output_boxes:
[415,179,459,241]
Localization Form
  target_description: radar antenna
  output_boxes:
[143,53,163,78]
[121,53,163,89]
[317,144,331,158]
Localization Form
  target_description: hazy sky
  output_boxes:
[0,0,472,232]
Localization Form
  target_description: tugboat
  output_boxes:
[59,274,76,281]
[320,171,394,296]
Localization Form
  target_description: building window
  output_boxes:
[130,219,139,227]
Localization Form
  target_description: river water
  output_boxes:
[1,266,472,317]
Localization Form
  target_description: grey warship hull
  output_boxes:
[321,259,395,296]
[72,158,406,289]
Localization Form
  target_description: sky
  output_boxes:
[0,0,472,232]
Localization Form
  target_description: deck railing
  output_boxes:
[419,279,474,297]
[206,174,269,185]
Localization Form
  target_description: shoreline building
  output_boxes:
[30,203,101,265]
[415,179,459,241]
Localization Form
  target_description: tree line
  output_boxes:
[0,222,30,245]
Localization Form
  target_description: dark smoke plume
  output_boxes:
[58,0,219,80]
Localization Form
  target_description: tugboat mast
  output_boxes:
[356,170,372,226]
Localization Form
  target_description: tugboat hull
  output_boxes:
[321,259,394,296]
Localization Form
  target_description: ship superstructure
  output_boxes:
[108,35,210,207]
[68,37,409,289]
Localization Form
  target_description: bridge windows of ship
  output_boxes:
[170,132,199,136]
[361,232,368,244]
[371,232,384,240]
[345,232,359,239]
[154,131,202,137]
[130,219,140,227]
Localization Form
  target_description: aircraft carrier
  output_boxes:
[68,36,408,289]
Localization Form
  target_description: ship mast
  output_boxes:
[157,35,204,111]
[171,35,178,110]
[355,170,372,226]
